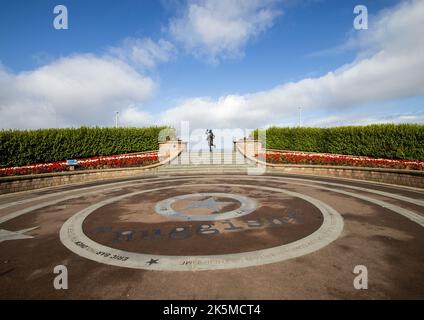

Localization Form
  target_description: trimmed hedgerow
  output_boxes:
[0,126,172,167]
[253,124,424,161]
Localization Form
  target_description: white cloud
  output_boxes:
[168,0,282,63]
[0,55,155,129]
[159,0,424,129]
[1,0,423,131]
[119,106,153,127]
[109,37,176,69]
[0,35,179,129]
[0,34,181,129]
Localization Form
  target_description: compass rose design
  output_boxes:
[154,192,257,221]
[184,197,233,214]
[0,226,38,243]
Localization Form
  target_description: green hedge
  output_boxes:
[253,124,424,161]
[0,126,172,167]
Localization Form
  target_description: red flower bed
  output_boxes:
[0,152,159,177]
[256,151,424,171]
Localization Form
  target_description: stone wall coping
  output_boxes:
[236,139,259,142]
[0,146,183,183]
[0,162,159,182]
[236,144,424,177]
[263,148,424,161]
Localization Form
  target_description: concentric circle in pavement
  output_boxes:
[154,192,257,221]
[60,183,344,271]
[1,174,424,298]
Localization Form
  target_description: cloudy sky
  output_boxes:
[0,0,423,131]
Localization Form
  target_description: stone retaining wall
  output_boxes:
[1,141,423,194]
[266,165,424,188]
[0,165,161,194]
[0,141,186,195]
[236,140,424,189]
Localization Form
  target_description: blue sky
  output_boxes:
[0,0,423,130]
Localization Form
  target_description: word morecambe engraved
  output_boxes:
[59,183,344,271]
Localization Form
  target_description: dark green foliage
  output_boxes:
[253,124,424,160]
[0,126,171,167]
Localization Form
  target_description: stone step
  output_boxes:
[164,162,253,166]
[173,161,248,165]
[160,163,255,170]
[165,151,256,168]
[174,161,245,164]
[176,157,246,161]
[170,159,251,165]
[176,152,248,158]
[180,152,242,154]
[179,151,242,154]
[158,168,253,174]
[168,166,253,170]
[161,163,252,168]
[177,155,245,159]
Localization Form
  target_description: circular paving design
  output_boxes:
[59,183,344,271]
[1,173,424,299]
[154,192,257,221]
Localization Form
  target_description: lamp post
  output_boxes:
[115,111,119,128]
[298,107,302,127]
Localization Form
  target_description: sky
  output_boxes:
[0,0,423,132]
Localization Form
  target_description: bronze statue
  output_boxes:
[206,129,216,152]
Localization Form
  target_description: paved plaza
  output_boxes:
[1,152,423,299]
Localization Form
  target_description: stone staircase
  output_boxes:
[158,149,257,174]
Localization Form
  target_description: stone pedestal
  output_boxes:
[236,139,264,158]
[158,140,187,162]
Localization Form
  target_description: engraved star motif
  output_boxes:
[0,226,38,243]
[185,197,232,213]
[146,258,159,265]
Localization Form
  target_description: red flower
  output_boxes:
[0,153,159,177]
[257,151,424,170]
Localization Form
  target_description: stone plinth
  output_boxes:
[235,139,264,158]
[158,140,187,162]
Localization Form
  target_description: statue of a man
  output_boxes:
[206,129,216,152]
